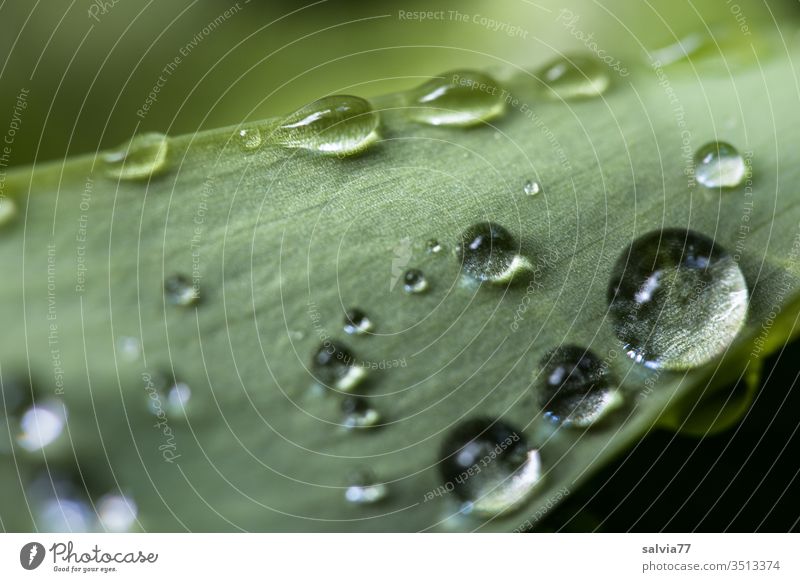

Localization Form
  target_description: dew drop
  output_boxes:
[311,341,366,392]
[146,371,191,418]
[407,70,505,127]
[164,274,200,307]
[102,132,169,180]
[608,228,748,370]
[274,95,379,156]
[345,470,388,505]
[457,222,530,283]
[403,268,429,294]
[523,180,541,196]
[344,308,373,335]
[426,239,443,254]
[16,400,67,451]
[538,346,621,427]
[97,494,138,532]
[341,396,381,429]
[538,54,610,99]
[439,418,542,516]
[694,141,746,188]
[236,128,263,151]
[0,196,17,226]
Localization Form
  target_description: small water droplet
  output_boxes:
[538,346,621,427]
[97,494,138,532]
[407,70,505,127]
[311,341,367,392]
[439,418,542,516]
[116,336,141,362]
[403,268,429,293]
[0,196,18,226]
[236,128,263,151]
[274,95,379,156]
[16,400,67,451]
[457,222,530,283]
[164,274,200,307]
[344,470,388,505]
[523,180,541,196]
[694,141,746,188]
[341,396,381,429]
[538,54,609,99]
[608,228,748,370]
[102,132,169,180]
[146,371,192,418]
[426,239,443,254]
[344,308,373,335]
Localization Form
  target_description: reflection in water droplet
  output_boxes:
[345,470,388,505]
[523,180,541,196]
[538,346,621,427]
[426,239,443,254]
[311,341,366,392]
[0,196,17,226]
[344,308,373,335]
[274,95,379,156]
[608,228,748,370]
[97,494,138,532]
[403,269,429,294]
[538,54,610,99]
[102,133,169,180]
[439,418,542,516]
[164,274,200,307]
[694,141,746,188]
[341,396,381,429]
[457,222,530,283]
[17,400,67,451]
[407,70,505,127]
[237,128,263,151]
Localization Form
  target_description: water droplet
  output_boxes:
[344,470,388,505]
[311,341,366,392]
[426,239,443,254]
[538,54,610,99]
[97,494,138,532]
[407,70,505,127]
[538,346,621,427]
[274,95,379,156]
[146,371,191,418]
[0,196,17,226]
[29,473,92,532]
[237,128,263,151]
[523,180,541,196]
[694,141,746,188]
[457,222,531,283]
[439,418,542,516]
[341,396,381,429]
[344,308,373,335]
[403,268,429,294]
[608,228,748,370]
[164,274,200,307]
[116,336,141,362]
[102,132,169,180]
[16,400,67,451]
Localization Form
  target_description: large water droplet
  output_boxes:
[237,128,263,151]
[344,470,388,505]
[16,400,67,451]
[403,268,429,294]
[457,222,530,283]
[102,133,169,180]
[341,396,381,429]
[164,274,200,307]
[407,70,505,127]
[538,54,610,99]
[608,228,748,370]
[311,341,366,392]
[694,141,746,188]
[538,346,621,427]
[344,308,373,335]
[97,494,138,532]
[439,418,542,516]
[274,95,379,156]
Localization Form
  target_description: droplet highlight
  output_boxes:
[457,222,530,283]
[341,396,381,429]
[16,400,67,452]
[403,269,429,294]
[344,308,373,335]
[407,70,505,127]
[523,180,541,196]
[608,228,748,370]
[538,54,610,99]
[164,274,200,307]
[345,470,388,505]
[311,341,366,392]
[694,141,746,188]
[102,132,169,180]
